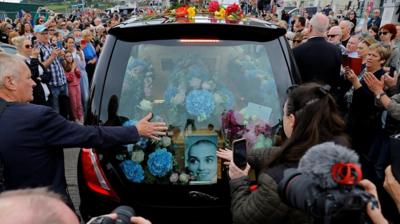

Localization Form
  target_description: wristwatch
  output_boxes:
[376,92,386,100]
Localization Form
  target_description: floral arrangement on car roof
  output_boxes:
[118,119,193,185]
[163,1,244,23]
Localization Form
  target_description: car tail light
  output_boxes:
[81,148,120,202]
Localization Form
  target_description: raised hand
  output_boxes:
[364,72,384,95]
[384,71,399,89]
[217,148,233,166]
[136,113,167,140]
[229,161,250,180]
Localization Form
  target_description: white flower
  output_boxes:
[161,136,172,147]
[179,173,190,184]
[201,80,215,90]
[137,99,152,111]
[172,92,185,105]
[189,77,202,89]
[131,150,145,163]
[214,93,223,104]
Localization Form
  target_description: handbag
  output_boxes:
[389,133,400,182]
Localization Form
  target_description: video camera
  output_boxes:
[278,142,379,224]
[88,205,135,224]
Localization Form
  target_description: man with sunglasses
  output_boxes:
[327,26,346,55]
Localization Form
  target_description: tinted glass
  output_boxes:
[100,39,290,185]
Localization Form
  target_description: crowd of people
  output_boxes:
[0,3,400,224]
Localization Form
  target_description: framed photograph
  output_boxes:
[184,134,218,184]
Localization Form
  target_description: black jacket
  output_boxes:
[293,37,343,100]
[25,58,52,106]
[0,101,141,198]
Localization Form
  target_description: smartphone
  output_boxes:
[31,36,37,48]
[390,133,400,182]
[57,41,63,49]
[233,138,247,169]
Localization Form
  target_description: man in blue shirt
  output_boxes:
[0,53,167,207]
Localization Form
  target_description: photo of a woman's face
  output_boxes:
[187,141,217,182]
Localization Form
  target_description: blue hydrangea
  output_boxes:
[136,138,149,149]
[122,119,137,127]
[147,148,173,177]
[185,90,215,118]
[164,85,178,104]
[120,160,144,183]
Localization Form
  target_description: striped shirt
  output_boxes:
[38,43,66,87]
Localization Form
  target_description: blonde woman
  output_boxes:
[12,35,52,106]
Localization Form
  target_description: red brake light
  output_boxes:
[81,148,120,202]
[179,38,220,43]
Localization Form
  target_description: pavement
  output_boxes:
[64,148,81,215]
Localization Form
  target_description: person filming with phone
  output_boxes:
[217,83,349,224]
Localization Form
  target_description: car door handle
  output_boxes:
[188,191,218,201]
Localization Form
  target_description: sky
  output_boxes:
[2,0,22,3]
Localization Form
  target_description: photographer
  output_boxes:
[0,188,151,224]
[217,83,349,224]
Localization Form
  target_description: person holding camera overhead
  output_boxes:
[217,83,349,224]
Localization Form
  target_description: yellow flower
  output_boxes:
[188,7,196,19]
[214,8,225,19]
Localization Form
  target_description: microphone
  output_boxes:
[297,141,362,189]
[278,142,378,223]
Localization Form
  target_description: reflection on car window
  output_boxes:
[107,40,284,185]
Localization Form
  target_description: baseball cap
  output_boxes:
[33,24,48,33]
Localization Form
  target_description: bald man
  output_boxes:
[0,188,151,224]
[0,53,167,208]
[293,13,342,103]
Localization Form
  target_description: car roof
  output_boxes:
[108,15,286,42]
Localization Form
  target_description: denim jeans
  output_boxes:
[49,84,69,114]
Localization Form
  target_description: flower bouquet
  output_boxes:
[225,3,243,24]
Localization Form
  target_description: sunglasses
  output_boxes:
[293,39,302,43]
[327,34,338,38]
[24,44,32,49]
[379,31,389,36]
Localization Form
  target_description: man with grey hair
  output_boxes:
[0,188,152,224]
[293,13,343,104]
[327,26,346,55]
[0,53,167,210]
[339,20,353,47]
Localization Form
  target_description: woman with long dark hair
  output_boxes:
[217,83,348,224]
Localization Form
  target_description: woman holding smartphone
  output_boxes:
[217,83,348,224]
